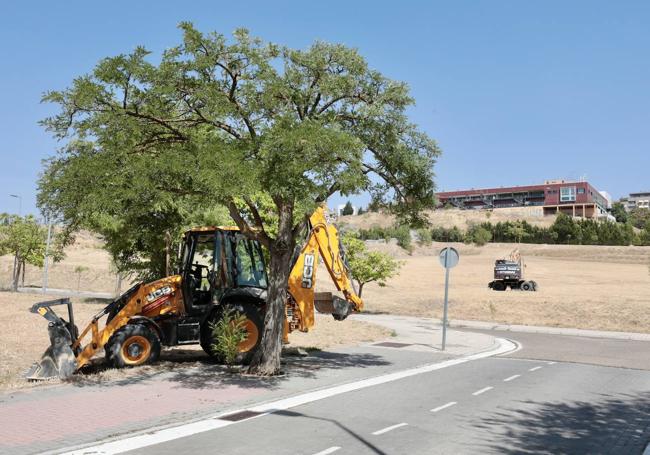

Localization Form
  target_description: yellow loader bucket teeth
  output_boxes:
[25,321,77,380]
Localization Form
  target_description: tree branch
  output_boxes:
[227,200,270,248]
[243,196,270,240]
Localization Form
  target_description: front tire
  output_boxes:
[492,281,506,291]
[200,303,263,364]
[106,324,161,368]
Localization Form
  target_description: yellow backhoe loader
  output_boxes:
[26,207,363,380]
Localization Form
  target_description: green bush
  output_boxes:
[416,228,432,246]
[466,224,492,246]
[210,308,248,366]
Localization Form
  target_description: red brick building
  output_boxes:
[437,180,609,218]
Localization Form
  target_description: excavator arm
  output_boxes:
[285,207,363,338]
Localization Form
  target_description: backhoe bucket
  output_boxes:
[314,292,354,321]
[26,298,79,381]
[25,321,77,380]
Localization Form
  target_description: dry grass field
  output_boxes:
[340,207,557,231]
[0,231,120,293]
[342,241,650,333]
[0,292,390,390]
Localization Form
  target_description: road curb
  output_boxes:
[450,319,650,341]
[58,338,516,455]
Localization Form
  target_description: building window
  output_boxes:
[560,186,576,202]
[577,188,585,194]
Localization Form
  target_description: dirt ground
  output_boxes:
[334,241,650,334]
[0,292,390,391]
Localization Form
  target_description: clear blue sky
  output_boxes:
[1,0,649,216]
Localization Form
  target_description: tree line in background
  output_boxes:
[0,214,64,291]
[354,212,650,250]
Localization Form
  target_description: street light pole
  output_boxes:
[42,217,53,293]
[9,194,22,216]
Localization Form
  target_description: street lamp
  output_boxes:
[9,194,22,216]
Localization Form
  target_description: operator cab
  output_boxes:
[179,228,268,315]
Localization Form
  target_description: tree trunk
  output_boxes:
[12,255,21,292]
[248,201,295,376]
[164,230,172,276]
[358,281,365,298]
[21,260,26,287]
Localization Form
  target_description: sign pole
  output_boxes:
[437,246,458,351]
[442,248,450,350]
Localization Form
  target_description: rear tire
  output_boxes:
[521,281,532,291]
[106,324,161,368]
[200,303,263,364]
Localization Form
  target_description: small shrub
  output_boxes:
[210,308,248,367]
[393,224,413,253]
[416,228,432,246]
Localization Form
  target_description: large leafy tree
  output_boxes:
[39,23,440,375]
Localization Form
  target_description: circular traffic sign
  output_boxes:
[438,247,459,269]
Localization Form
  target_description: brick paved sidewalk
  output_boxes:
[0,317,496,455]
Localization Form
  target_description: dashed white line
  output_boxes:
[61,339,518,455]
[313,447,341,455]
[547,361,556,365]
[529,366,543,371]
[372,423,408,435]
[503,374,520,382]
[431,401,457,413]
[472,386,493,396]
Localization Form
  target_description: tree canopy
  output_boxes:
[39,23,440,374]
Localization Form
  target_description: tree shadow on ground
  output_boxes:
[471,392,650,454]
[165,350,391,390]
[70,349,390,391]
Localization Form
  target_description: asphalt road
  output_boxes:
[129,331,650,455]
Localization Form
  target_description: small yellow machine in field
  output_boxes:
[27,207,362,380]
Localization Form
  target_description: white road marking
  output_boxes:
[503,374,520,382]
[313,447,341,455]
[431,401,457,413]
[61,338,517,455]
[372,423,408,435]
[547,361,556,365]
[643,441,650,455]
[529,366,543,371]
[472,386,493,396]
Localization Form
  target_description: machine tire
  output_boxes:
[200,303,263,365]
[521,281,532,291]
[106,324,161,368]
[492,281,506,291]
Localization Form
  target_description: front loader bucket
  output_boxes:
[25,321,77,381]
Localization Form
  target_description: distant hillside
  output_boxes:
[338,207,558,231]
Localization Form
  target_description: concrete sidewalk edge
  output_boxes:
[450,319,650,341]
